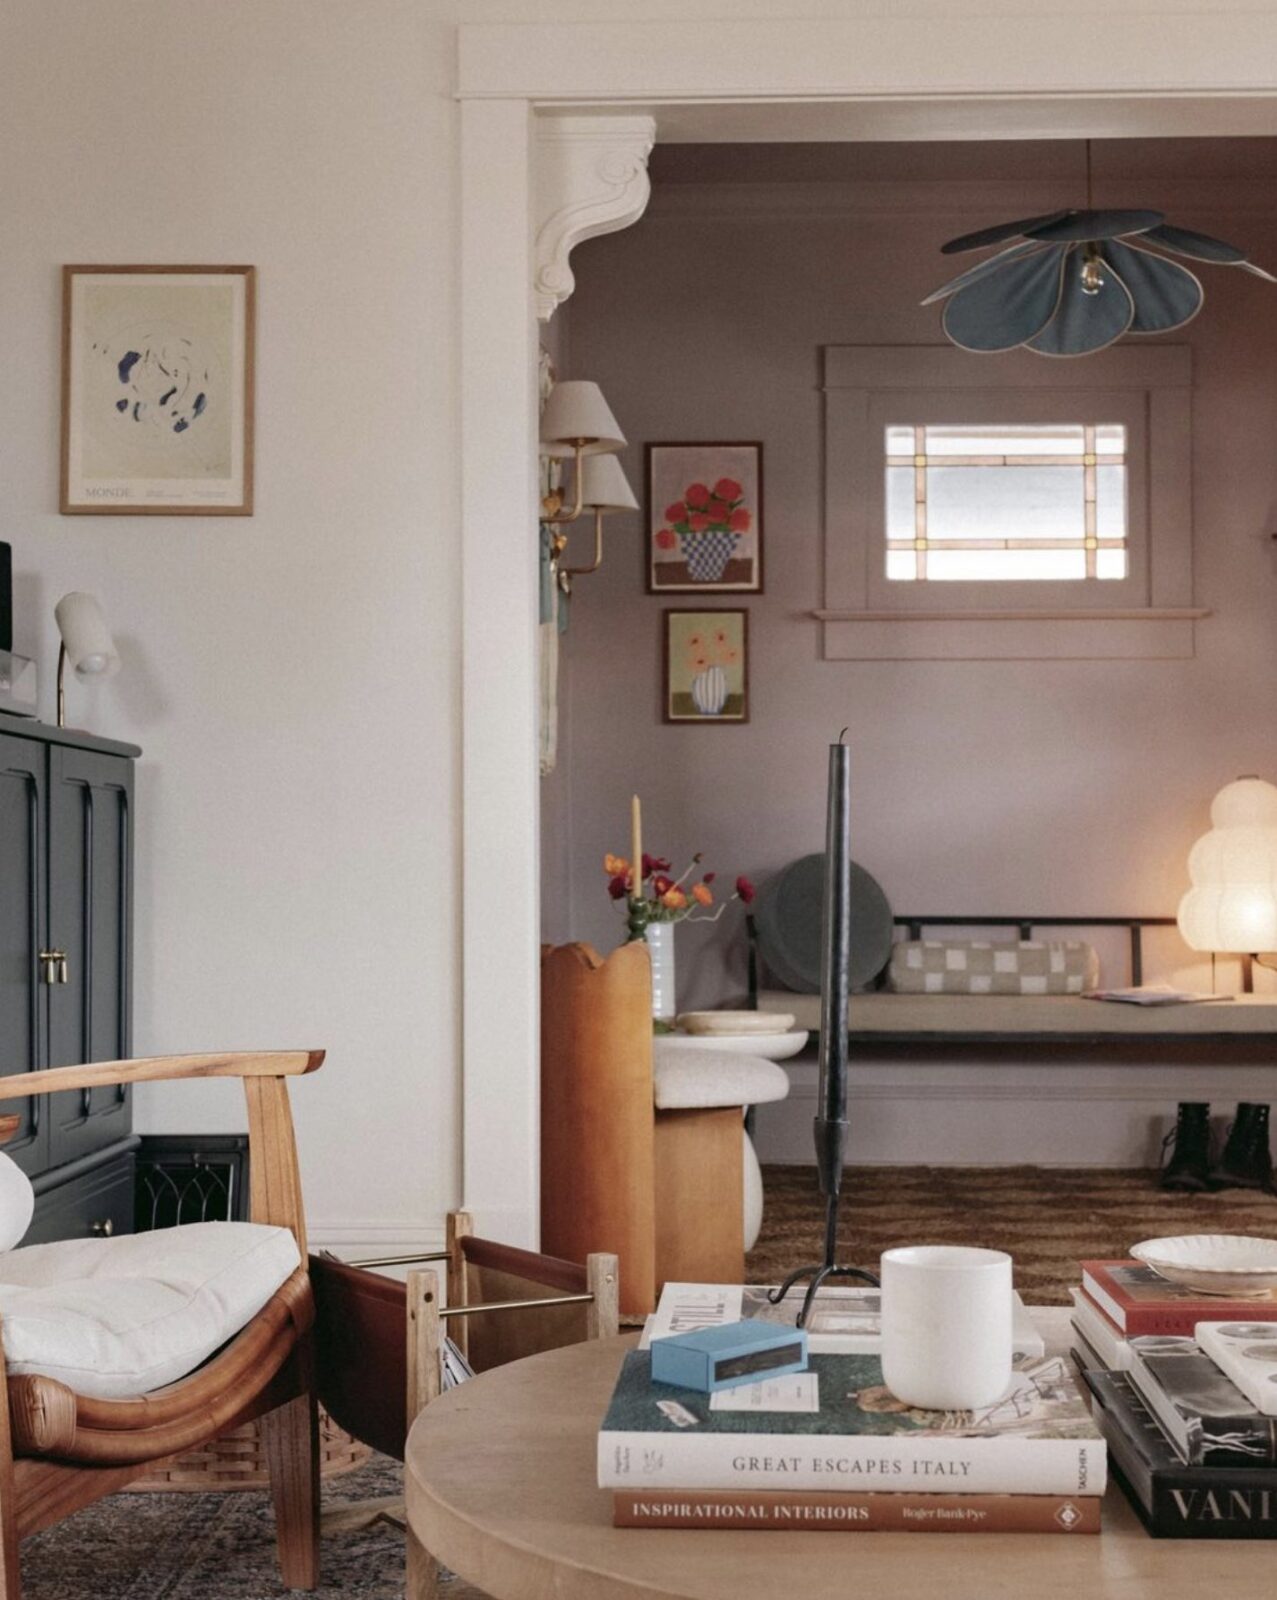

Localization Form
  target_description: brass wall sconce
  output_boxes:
[539,379,632,593]
[553,453,639,595]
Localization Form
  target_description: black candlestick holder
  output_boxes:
[768,1107,878,1327]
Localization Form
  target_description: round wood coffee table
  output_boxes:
[404,1329,1272,1600]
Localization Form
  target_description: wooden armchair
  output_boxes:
[311,1211,618,1598]
[0,1050,323,1599]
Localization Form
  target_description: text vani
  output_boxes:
[1171,1488,1277,1522]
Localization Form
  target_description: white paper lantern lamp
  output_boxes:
[1177,777,1277,988]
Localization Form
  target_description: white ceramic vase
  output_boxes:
[880,1245,1013,1410]
[690,665,728,716]
[644,921,676,1021]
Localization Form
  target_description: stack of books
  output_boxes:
[1070,1258,1277,1537]
[597,1281,1106,1534]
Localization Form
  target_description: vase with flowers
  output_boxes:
[655,476,752,585]
[603,850,755,1022]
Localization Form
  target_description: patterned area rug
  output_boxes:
[747,1164,1277,1306]
[22,1165,1277,1597]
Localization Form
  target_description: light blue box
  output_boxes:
[650,1319,809,1393]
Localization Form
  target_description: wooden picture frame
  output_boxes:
[646,442,763,593]
[61,264,255,515]
[663,608,749,724]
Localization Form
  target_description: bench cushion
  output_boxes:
[0,1221,301,1399]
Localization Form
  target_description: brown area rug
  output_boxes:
[748,1163,1277,1305]
[22,1165,1277,1596]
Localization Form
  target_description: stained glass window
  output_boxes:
[884,423,1128,582]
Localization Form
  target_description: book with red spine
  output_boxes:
[613,1488,1100,1533]
[1079,1261,1277,1337]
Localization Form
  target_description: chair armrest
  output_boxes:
[0,1051,323,1104]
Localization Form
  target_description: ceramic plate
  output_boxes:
[1131,1234,1277,1296]
[676,1010,796,1036]
[752,853,894,995]
[657,1030,810,1061]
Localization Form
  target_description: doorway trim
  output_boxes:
[455,16,1277,1245]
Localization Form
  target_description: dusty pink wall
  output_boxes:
[550,139,1277,1009]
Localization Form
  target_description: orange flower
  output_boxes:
[692,883,713,907]
[661,887,687,911]
[604,853,629,876]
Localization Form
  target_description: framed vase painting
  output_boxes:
[61,265,255,514]
[664,609,749,724]
[647,442,762,592]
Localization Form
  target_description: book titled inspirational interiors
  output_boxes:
[599,1349,1106,1496]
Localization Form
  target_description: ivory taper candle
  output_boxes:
[814,735,851,1199]
[631,794,643,905]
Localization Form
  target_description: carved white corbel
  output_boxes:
[533,114,656,322]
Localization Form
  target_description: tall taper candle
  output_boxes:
[814,735,851,1200]
[631,794,643,905]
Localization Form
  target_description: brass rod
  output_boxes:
[438,1292,594,1319]
[562,509,606,579]
[541,441,587,524]
[344,1250,451,1270]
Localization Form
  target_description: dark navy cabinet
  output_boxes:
[0,720,139,1240]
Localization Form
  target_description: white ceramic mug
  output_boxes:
[880,1245,1013,1410]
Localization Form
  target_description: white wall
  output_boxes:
[0,0,460,1254]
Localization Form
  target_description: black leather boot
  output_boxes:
[1160,1102,1213,1192]
[1212,1104,1277,1193]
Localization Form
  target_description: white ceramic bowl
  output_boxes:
[675,1010,796,1037]
[1131,1234,1277,1296]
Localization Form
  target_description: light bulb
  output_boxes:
[1080,251,1105,297]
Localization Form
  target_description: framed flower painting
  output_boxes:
[646,442,762,592]
[663,609,749,724]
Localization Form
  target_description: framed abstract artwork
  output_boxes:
[61,265,255,514]
[663,608,749,724]
[646,442,763,592]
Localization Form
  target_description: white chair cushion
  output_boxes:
[0,1221,301,1400]
[652,1047,790,1110]
[0,1156,34,1254]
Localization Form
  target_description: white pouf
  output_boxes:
[652,1043,791,1252]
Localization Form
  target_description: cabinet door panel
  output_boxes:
[0,734,48,1174]
[47,747,133,1166]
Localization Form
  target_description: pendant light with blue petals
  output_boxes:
[924,143,1274,357]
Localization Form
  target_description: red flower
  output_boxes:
[703,871,716,884]
[713,477,743,501]
[607,874,628,900]
[685,482,710,509]
[652,874,673,895]
[735,875,756,905]
[655,528,677,550]
[707,499,731,522]
[664,500,687,523]
[728,507,751,532]
[643,854,672,876]
[688,512,709,532]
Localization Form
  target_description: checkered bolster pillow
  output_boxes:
[886,939,1100,995]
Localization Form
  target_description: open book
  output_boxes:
[640,1281,1044,1359]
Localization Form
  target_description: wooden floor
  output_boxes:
[748,1163,1277,1303]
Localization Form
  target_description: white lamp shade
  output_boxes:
[539,380,625,458]
[54,592,119,679]
[578,452,638,513]
[1177,777,1277,952]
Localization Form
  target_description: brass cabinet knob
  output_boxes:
[89,1219,114,1238]
[37,950,68,985]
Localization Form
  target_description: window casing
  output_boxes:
[820,345,1199,661]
